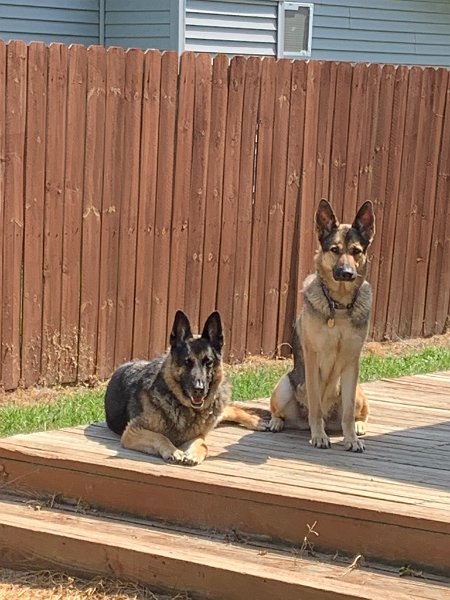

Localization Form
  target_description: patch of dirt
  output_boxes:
[363,331,450,356]
[0,568,189,600]
[1,333,449,409]
[225,331,450,370]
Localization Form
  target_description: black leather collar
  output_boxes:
[320,281,359,319]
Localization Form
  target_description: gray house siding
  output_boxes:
[0,1,449,67]
[0,0,100,46]
[181,0,450,66]
[311,0,450,66]
[104,0,180,51]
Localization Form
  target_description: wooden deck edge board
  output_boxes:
[3,433,449,505]
[1,446,449,532]
[0,498,448,600]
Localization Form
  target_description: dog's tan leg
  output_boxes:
[304,348,330,448]
[180,436,208,465]
[355,384,369,436]
[341,365,365,452]
[221,404,269,431]
[121,422,195,465]
[269,373,297,432]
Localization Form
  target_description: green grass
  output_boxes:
[360,346,450,382]
[228,363,291,401]
[0,346,449,438]
[0,390,104,438]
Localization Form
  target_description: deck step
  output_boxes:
[0,498,449,600]
[0,416,449,574]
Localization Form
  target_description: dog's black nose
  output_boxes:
[333,265,357,281]
[193,380,205,392]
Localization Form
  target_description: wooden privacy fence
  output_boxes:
[1,40,450,391]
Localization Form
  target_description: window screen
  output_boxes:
[278,2,313,58]
[284,5,310,53]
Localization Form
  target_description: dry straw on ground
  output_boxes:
[0,568,190,600]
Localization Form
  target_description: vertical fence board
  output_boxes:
[2,40,27,390]
[343,63,367,218]
[41,44,68,385]
[184,53,212,331]
[22,42,47,387]
[96,47,126,379]
[398,67,427,339]
[167,52,195,325]
[399,67,435,338]
[358,64,382,207]
[132,50,161,360]
[217,56,246,359]
[297,61,321,310]
[314,61,337,202]
[149,51,178,356]
[276,59,307,356]
[384,67,417,340]
[366,65,394,334]
[261,59,292,356]
[356,65,382,292]
[425,74,450,336]
[329,62,352,220]
[230,57,261,360]
[246,57,276,356]
[0,40,5,385]
[200,54,229,326]
[410,68,448,338]
[78,46,106,381]
[60,45,87,383]
[114,49,144,367]
[372,66,409,340]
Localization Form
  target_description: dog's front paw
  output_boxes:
[310,434,331,449]
[166,449,194,466]
[344,438,365,453]
[183,449,206,466]
[269,416,285,432]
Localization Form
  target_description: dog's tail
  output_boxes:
[233,403,271,421]
[219,401,271,431]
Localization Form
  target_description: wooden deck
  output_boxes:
[0,372,449,580]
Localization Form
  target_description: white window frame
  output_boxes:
[277,1,313,59]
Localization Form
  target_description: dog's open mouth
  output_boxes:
[190,391,205,409]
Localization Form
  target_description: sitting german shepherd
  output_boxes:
[270,199,375,452]
[105,310,268,466]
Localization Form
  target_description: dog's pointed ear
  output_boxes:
[170,310,193,347]
[352,201,375,245]
[316,199,339,240]
[201,311,224,354]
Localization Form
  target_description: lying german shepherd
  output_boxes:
[105,310,268,466]
[270,199,375,452]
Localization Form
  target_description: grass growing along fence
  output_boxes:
[0,346,449,438]
[359,346,450,382]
